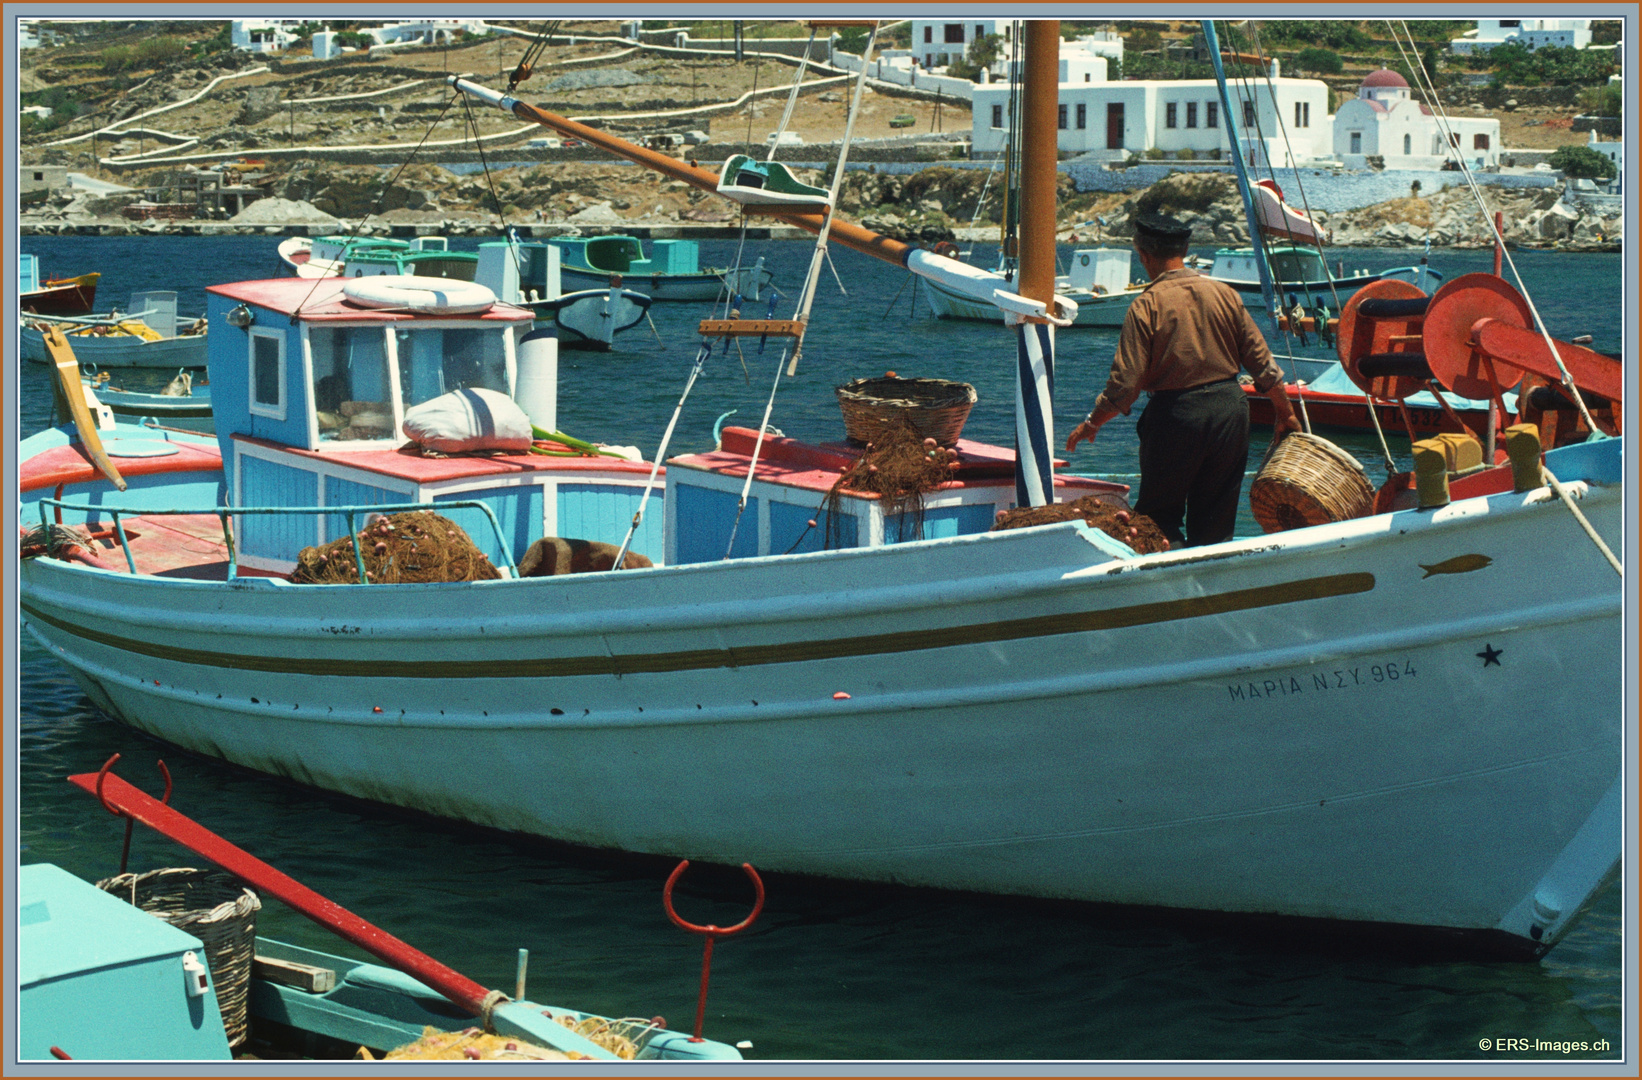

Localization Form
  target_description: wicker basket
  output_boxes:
[835,376,977,447]
[1249,432,1375,534]
[97,868,260,1047]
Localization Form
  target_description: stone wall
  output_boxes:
[1062,161,1561,212]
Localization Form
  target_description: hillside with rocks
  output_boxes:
[25,159,1617,253]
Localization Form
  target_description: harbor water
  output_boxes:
[14,234,1623,1061]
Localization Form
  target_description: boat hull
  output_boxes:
[21,273,100,315]
[22,322,207,369]
[560,263,772,302]
[531,288,652,350]
[1217,266,1441,311]
[19,442,1622,956]
[924,279,1138,327]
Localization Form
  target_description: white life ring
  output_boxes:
[341,275,496,315]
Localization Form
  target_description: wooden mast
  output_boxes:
[1016,21,1060,307]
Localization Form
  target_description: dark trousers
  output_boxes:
[1134,378,1250,548]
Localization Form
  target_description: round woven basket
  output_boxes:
[835,376,977,447]
[1250,432,1374,534]
[97,868,260,1047]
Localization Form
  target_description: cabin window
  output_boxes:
[992,103,1004,128]
[248,329,285,421]
[1165,102,1177,128]
[308,325,395,442]
[395,326,508,409]
[1206,101,1218,128]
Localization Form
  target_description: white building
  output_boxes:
[1332,68,1500,169]
[912,19,997,69]
[971,58,1331,164]
[1451,19,1592,55]
[230,19,297,54]
[1585,129,1623,182]
[369,19,488,47]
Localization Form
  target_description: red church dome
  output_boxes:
[1361,67,1410,89]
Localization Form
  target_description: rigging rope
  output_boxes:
[1385,20,1601,435]
[767,28,818,161]
[613,343,712,570]
[292,95,459,315]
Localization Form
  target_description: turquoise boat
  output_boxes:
[546,235,772,301]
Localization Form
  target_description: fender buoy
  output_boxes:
[931,241,959,258]
[341,275,496,315]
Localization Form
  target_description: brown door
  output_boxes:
[1106,102,1124,150]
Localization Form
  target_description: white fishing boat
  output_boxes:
[18,22,1621,961]
[924,247,1142,328]
[21,291,206,369]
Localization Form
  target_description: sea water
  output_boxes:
[13,234,1623,1060]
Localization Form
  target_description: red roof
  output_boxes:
[1361,67,1409,89]
[207,277,533,323]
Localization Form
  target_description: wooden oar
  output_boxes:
[69,764,619,1059]
[41,324,125,491]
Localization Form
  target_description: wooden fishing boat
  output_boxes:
[17,22,1621,962]
[925,248,1142,328]
[73,372,214,434]
[20,254,99,315]
[278,235,475,281]
[1246,362,1498,435]
[547,235,772,302]
[475,240,653,351]
[1205,242,1443,310]
[21,291,206,369]
[19,764,741,1062]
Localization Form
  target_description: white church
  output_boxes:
[1333,68,1500,170]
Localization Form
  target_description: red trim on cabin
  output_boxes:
[675,426,1127,499]
[20,441,224,494]
[233,435,660,484]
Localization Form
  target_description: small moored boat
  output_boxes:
[547,235,772,302]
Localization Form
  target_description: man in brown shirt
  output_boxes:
[1065,212,1301,547]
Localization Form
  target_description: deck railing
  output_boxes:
[33,498,519,581]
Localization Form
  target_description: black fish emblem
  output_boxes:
[1420,554,1492,578]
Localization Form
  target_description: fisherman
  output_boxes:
[1064,211,1302,548]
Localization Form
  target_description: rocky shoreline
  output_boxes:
[23,163,1620,253]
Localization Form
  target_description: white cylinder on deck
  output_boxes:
[514,329,558,434]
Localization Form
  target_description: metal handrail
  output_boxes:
[34,498,519,581]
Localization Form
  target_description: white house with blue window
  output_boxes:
[972,58,1331,164]
[230,19,299,54]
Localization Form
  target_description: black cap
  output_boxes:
[1132,212,1193,243]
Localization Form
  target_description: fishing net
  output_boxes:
[992,495,1171,554]
[365,1016,646,1061]
[288,510,501,584]
[823,417,961,548]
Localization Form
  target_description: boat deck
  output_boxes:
[65,513,284,581]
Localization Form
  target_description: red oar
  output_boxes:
[71,761,491,1012]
